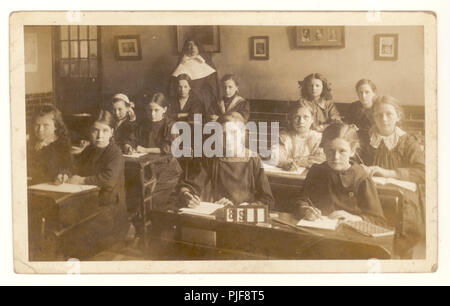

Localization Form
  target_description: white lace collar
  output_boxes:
[172,55,216,80]
[370,127,406,150]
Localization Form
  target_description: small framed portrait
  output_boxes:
[374,34,399,61]
[250,36,269,60]
[114,35,142,60]
[295,26,345,48]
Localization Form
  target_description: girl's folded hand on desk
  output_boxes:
[215,197,234,206]
[123,144,135,155]
[328,210,363,222]
[181,189,200,207]
[54,173,69,185]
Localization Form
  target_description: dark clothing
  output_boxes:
[126,117,174,155]
[114,119,137,151]
[296,162,386,225]
[168,73,219,116]
[209,95,250,122]
[27,137,73,185]
[362,132,425,258]
[75,143,126,208]
[364,133,425,184]
[300,98,341,129]
[168,93,205,121]
[72,142,129,253]
[181,154,274,208]
[126,117,182,209]
[345,101,372,149]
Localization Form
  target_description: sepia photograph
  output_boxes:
[9,11,437,274]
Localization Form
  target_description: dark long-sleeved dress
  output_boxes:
[363,128,425,257]
[72,142,129,251]
[168,73,219,117]
[27,137,73,185]
[208,95,250,122]
[114,118,137,151]
[168,93,205,122]
[345,101,373,150]
[126,117,182,209]
[180,153,274,208]
[295,161,386,225]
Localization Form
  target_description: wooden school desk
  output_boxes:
[148,209,394,260]
[123,153,172,247]
[27,185,102,261]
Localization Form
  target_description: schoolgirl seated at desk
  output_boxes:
[271,100,326,171]
[168,73,205,122]
[123,92,182,209]
[298,73,341,132]
[294,123,386,226]
[111,93,137,153]
[208,74,250,123]
[361,95,425,258]
[180,112,274,208]
[57,110,131,253]
[27,104,73,185]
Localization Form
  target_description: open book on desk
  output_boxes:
[296,216,340,231]
[262,162,307,178]
[179,202,225,219]
[372,176,417,192]
[28,183,98,194]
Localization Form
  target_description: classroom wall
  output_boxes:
[101,25,424,105]
[24,26,53,94]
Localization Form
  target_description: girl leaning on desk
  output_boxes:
[56,110,132,253]
[179,112,274,209]
[294,123,387,225]
[360,95,425,259]
[27,104,73,185]
[122,92,183,210]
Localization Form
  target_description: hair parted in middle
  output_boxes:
[298,73,333,101]
[320,122,360,151]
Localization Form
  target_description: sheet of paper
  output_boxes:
[296,216,339,230]
[372,176,417,192]
[28,183,98,193]
[179,202,225,215]
[262,162,306,176]
[123,152,148,158]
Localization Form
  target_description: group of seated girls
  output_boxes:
[26,71,425,258]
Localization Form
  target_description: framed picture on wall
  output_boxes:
[295,26,345,48]
[177,26,220,53]
[250,36,269,60]
[114,35,142,60]
[374,34,399,61]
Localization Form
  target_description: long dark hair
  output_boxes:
[30,104,71,146]
[93,110,116,129]
[299,73,333,101]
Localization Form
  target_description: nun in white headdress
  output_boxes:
[168,38,219,118]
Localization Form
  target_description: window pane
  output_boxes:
[89,60,98,77]
[60,26,68,40]
[89,26,97,39]
[89,41,97,58]
[61,41,69,58]
[60,61,70,76]
[70,26,78,40]
[80,41,88,58]
[71,41,79,58]
[80,60,89,77]
[79,26,88,40]
[71,62,79,77]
